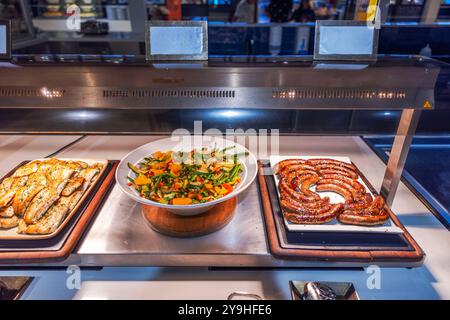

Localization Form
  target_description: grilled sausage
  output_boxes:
[300,175,321,200]
[320,174,366,193]
[279,178,318,202]
[280,194,330,209]
[274,159,307,175]
[286,170,319,187]
[277,164,317,178]
[306,159,357,171]
[338,209,389,226]
[344,193,373,210]
[369,196,384,210]
[284,203,343,224]
[280,198,332,215]
[285,172,321,200]
[318,169,356,179]
[316,183,354,203]
[316,166,359,179]
[314,163,357,174]
[316,178,361,199]
[338,196,387,226]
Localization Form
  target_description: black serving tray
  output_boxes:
[0,160,116,252]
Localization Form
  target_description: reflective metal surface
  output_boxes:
[76,169,271,266]
[0,135,81,177]
[23,134,445,268]
[0,56,439,110]
[0,56,444,268]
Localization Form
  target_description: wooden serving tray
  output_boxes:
[142,197,237,238]
[257,160,425,263]
[0,160,118,264]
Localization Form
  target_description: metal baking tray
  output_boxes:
[261,160,415,251]
[0,158,107,240]
[270,156,403,234]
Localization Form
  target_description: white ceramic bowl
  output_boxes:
[116,136,258,216]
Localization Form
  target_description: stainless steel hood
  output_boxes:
[0,55,440,110]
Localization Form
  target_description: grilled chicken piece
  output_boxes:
[37,159,59,173]
[0,206,15,218]
[0,176,28,210]
[0,177,15,194]
[23,168,74,224]
[61,176,85,197]
[21,167,100,235]
[67,160,89,170]
[12,161,40,178]
[80,167,100,186]
[0,215,19,229]
[36,158,74,173]
[63,167,98,193]
[47,166,74,181]
[23,188,60,225]
[19,190,82,235]
[12,173,48,216]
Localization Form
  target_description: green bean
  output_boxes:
[127,163,142,175]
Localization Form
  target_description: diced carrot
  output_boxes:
[134,175,151,186]
[172,198,192,205]
[169,163,181,176]
[151,169,165,176]
[222,183,233,195]
[187,192,196,199]
[173,182,181,191]
[153,151,164,159]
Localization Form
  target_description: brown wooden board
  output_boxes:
[257,160,425,263]
[0,161,118,264]
[142,197,237,238]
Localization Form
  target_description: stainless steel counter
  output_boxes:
[1,134,449,299]
[35,135,448,269]
[0,135,82,177]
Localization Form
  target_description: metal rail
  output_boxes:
[381,109,422,206]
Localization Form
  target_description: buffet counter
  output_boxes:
[53,135,448,268]
[0,134,449,299]
[0,55,448,300]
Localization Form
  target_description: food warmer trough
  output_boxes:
[0,55,444,268]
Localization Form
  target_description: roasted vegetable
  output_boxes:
[127,148,247,205]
